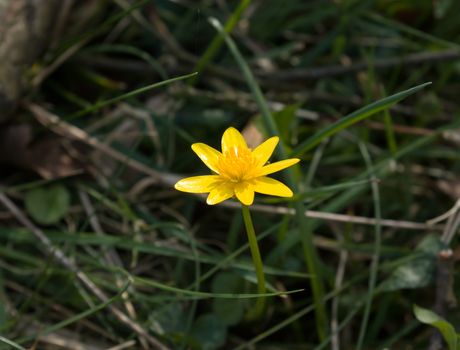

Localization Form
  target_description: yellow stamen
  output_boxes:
[217,146,256,181]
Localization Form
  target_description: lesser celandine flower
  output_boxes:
[175,127,299,318]
[174,127,299,205]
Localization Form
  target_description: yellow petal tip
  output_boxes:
[174,181,184,191]
[237,196,254,206]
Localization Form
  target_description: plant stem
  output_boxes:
[356,143,382,350]
[209,18,329,340]
[241,204,266,318]
[190,0,251,85]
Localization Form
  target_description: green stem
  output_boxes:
[356,143,382,350]
[189,0,251,85]
[241,204,266,318]
[209,17,328,340]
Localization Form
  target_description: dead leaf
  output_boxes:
[0,123,83,179]
[242,122,264,149]
[437,179,460,200]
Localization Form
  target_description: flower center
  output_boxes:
[217,146,256,182]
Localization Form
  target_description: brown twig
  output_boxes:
[173,85,319,120]
[26,327,105,350]
[0,192,170,350]
[222,201,443,231]
[107,340,137,350]
[331,228,348,350]
[265,49,460,81]
[425,201,459,350]
[429,249,456,350]
[28,103,165,183]
[365,120,434,137]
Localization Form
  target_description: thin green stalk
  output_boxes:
[180,229,201,350]
[383,108,398,154]
[241,204,266,318]
[190,0,251,85]
[209,17,328,341]
[356,143,382,350]
[68,72,197,120]
[305,139,329,188]
[314,305,362,350]
[379,85,398,155]
[0,336,27,350]
[187,223,282,291]
[17,282,130,344]
[366,11,459,50]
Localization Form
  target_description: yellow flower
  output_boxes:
[175,127,299,206]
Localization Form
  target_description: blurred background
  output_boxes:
[0,0,460,349]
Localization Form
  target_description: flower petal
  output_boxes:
[253,177,293,197]
[175,175,222,193]
[191,143,222,173]
[252,136,279,167]
[258,158,300,176]
[234,182,255,206]
[207,182,235,205]
[221,127,248,154]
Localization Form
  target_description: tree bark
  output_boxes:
[0,0,60,121]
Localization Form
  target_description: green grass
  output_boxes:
[1,0,460,349]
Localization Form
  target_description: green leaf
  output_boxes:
[25,184,70,225]
[212,298,244,327]
[379,235,443,292]
[413,305,458,350]
[211,272,246,326]
[191,313,227,350]
[291,82,432,156]
[149,303,187,335]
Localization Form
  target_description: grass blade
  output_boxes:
[190,0,252,84]
[356,143,382,350]
[133,275,303,299]
[0,336,27,350]
[291,82,432,157]
[68,72,197,119]
[17,282,130,344]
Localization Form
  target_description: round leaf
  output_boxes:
[211,272,246,326]
[191,313,227,350]
[25,184,70,225]
[212,299,244,326]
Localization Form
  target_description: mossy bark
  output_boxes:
[0,0,60,120]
